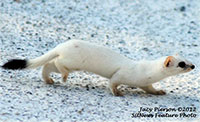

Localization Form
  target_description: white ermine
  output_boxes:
[2,40,195,96]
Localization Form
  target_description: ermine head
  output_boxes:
[163,54,195,75]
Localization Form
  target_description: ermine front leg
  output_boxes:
[63,72,69,82]
[54,59,69,83]
[109,72,123,96]
[109,70,123,96]
[42,61,59,84]
[140,85,166,95]
[109,83,123,96]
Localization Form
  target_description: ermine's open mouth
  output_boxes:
[185,67,193,72]
[184,65,195,71]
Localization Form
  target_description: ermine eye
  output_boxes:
[178,61,186,68]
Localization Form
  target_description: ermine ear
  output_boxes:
[164,56,174,67]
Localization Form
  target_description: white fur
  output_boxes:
[26,40,194,96]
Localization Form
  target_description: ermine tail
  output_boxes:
[2,49,58,70]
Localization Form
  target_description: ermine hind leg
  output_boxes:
[54,59,69,83]
[42,61,59,84]
[140,85,166,95]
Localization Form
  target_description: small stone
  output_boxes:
[91,34,95,37]
[78,108,84,114]
[180,6,186,12]
[14,0,20,3]
[26,21,31,24]
[83,78,88,80]
[190,21,195,24]
[142,47,149,52]
[192,44,198,47]
[27,91,32,95]
[119,40,125,44]
[86,85,89,91]
[39,37,42,41]
[106,35,109,39]
[59,15,63,18]
[15,112,20,115]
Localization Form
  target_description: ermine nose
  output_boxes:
[191,65,195,69]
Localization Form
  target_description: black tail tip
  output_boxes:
[2,59,27,70]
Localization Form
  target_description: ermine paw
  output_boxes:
[45,78,54,84]
[113,90,123,96]
[155,90,166,95]
[62,74,68,83]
